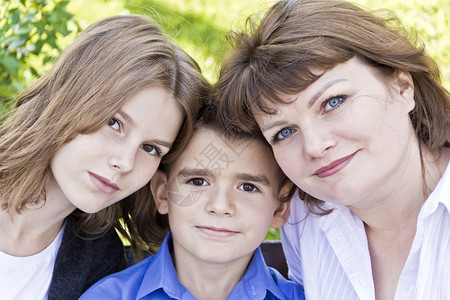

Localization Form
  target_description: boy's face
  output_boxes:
[152,127,289,267]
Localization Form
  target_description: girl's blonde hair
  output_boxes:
[0,15,209,254]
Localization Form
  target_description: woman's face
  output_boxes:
[254,57,416,209]
[50,85,184,213]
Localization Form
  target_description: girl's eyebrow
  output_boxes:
[308,78,347,108]
[118,110,172,149]
[152,139,173,149]
[118,110,136,127]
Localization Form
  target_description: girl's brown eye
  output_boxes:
[141,144,160,156]
[108,118,120,130]
[142,144,154,152]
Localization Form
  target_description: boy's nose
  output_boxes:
[205,186,235,216]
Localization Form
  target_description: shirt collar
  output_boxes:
[137,233,187,299]
[137,233,285,299]
[231,247,285,299]
[420,160,450,218]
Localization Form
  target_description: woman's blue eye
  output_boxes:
[238,183,259,192]
[324,96,346,112]
[275,128,295,142]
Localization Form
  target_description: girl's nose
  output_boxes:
[108,143,137,173]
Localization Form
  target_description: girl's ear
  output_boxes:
[150,170,169,214]
[395,71,415,113]
[270,180,294,228]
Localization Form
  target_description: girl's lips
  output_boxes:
[89,172,120,194]
[196,226,239,238]
[313,152,357,178]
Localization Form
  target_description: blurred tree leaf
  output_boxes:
[0,0,80,103]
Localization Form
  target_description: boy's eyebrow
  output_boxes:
[235,173,270,186]
[177,167,215,178]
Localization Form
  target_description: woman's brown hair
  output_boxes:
[0,14,209,255]
[215,0,449,214]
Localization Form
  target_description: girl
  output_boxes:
[0,14,207,299]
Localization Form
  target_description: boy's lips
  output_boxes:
[89,172,120,194]
[313,151,357,178]
[196,226,239,238]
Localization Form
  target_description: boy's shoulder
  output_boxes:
[235,247,305,300]
[266,267,305,300]
[79,254,157,299]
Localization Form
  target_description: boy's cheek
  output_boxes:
[167,186,203,208]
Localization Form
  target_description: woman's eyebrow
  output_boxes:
[308,78,347,108]
[261,120,289,133]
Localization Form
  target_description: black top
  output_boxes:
[48,215,126,300]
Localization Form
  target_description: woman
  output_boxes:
[0,15,207,299]
[215,0,449,299]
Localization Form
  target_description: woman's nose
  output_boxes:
[301,124,336,160]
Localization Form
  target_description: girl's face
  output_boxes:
[49,85,184,213]
[254,57,416,209]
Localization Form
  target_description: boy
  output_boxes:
[80,105,305,299]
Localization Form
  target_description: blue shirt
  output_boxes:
[80,233,305,299]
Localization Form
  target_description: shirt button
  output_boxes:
[251,285,257,295]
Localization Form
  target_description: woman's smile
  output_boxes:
[313,151,358,178]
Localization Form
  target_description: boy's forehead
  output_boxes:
[171,127,279,177]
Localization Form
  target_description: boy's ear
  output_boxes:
[150,170,169,215]
[270,201,290,228]
[270,180,294,228]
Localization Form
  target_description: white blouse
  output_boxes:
[0,224,64,300]
[281,161,450,300]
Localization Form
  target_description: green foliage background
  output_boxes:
[70,0,449,86]
[1,0,449,239]
[0,0,80,110]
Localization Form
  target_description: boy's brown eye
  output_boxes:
[240,183,258,192]
[187,178,207,186]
